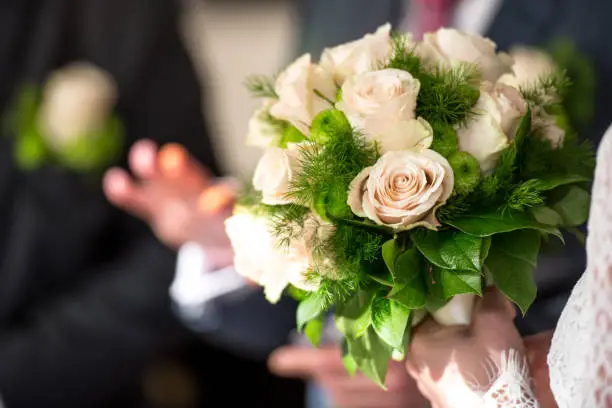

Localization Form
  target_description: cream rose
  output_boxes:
[39,62,117,150]
[456,82,527,173]
[418,28,512,82]
[252,145,301,205]
[534,114,565,149]
[336,68,426,151]
[225,211,319,303]
[347,150,454,230]
[246,99,280,148]
[498,46,557,89]
[320,23,393,84]
[270,54,337,136]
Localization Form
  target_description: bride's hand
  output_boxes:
[102,139,235,265]
[406,288,526,408]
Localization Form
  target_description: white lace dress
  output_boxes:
[476,127,612,407]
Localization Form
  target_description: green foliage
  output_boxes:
[371,295,411,349]
[485,230,541,314]
[427,266,482,300]
[387,247,427,309]
[520,71,572,113]
[288,129,378,213]
[383,34,481,127]
[335,290,376,338]
[297,292,328,330]
[411,229,485,272]
[278,124,305,147]
[244,74,278,98]
[345,327,392,388]
[549,186,591,227]
[304,315,325,346]
[446,210,563,240]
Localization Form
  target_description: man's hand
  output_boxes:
[269,346,428,408]
[103,139,235,267]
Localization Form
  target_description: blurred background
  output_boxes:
[181,0,297,177]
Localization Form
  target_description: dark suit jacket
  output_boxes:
[0,0,220,407]
[296,0,612,334]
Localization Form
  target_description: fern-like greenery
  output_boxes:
[383,33,481,127]
[244,74,278,99]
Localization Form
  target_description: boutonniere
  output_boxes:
[7,62,124,172]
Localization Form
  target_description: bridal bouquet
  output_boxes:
[227,25,594,386]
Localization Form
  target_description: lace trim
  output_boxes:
[481,350,539,407]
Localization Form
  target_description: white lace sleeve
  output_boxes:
[548,128,612,407]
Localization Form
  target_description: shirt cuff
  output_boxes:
[170,242,251,329]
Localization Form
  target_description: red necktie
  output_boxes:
[413,0,458,40]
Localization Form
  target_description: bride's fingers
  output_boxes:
[129,139,159,180]
[102,167,152,220]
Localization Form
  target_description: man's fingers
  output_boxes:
[198,181,236,215]
[102,167,151,220]
[129,139,159,180]
[158,143,212,190]
[268,346,344,378]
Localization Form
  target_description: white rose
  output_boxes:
[252,145,302,205]
[320,23,394,84]
[337,68,428,152]
[270,54,337,136]
[246,99,280,148]
[456,82,527,173]
[225,212,318,303]
[498,46,557,89]
[418,28,512,82]
[347,149,454,230]
[39,62,117,150]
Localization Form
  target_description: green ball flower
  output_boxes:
[448,151,481,195]
[310,109,352,145]
[278,125,307,148]
[326,182,352,219]
[430,123,458,157]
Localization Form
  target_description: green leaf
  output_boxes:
[411,229,483,272]
[447,211,563,240]
[388,248,427,309]
[335,291,376,338]
[346,327,392,388]
[297,292,327,331]
[371,296,411,349]
[382,239,400,275]
[514,108,532,145]
[341,339,358,376]
[551,186,590,226]
[370,273,394,287]
[427,266,482,300]
[480,236,492,264]
[531,207,564,226]
[304,315,324,347]
[536,174,591,191]
[391,321,412,361]
[485,230,540,314]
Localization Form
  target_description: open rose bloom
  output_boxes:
[231,25,594,385]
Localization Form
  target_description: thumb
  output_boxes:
[268,346,342,379]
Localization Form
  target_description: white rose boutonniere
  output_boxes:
[270,54,337,136]
[39,62,117,151]
[347,149,454,230]
[498,46,558,89]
